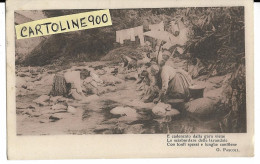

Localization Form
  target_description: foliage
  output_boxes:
[178,7,246,132]
[101,45,143,63]
[183,7,245,75]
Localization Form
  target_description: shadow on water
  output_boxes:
[81,99,121,121]
[81,99,222,134]
[101,99,123,120]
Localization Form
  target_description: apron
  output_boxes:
[166,69,192,99]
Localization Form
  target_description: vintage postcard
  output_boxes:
[6,0,254,159]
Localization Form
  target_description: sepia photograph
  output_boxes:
[14,7,247,135]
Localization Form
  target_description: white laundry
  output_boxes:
[116,25,145,45]
[149,21,164,31]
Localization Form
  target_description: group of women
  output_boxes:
[137,42,192,104]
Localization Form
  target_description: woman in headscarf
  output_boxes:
[154,50,192,103]
[139,64,160,103]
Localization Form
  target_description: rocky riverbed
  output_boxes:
[16,57,230,135]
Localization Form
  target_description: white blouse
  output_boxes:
[160,65,177,94]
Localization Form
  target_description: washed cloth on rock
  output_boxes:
[149,21,164,31]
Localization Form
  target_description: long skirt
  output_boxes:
[166,69,192,100]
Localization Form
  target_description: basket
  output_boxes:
[189,85,205,99]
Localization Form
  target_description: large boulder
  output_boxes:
[184,97,219,118]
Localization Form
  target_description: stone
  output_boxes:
[51,103,67,111]
[152,103,171,117]
[110,107,139,123]
[67,106,77,114]
[21,85,27,89]
[33,95,50,105]
[110,106,136,116]
[49,115,61,122]
[184,97,219,117]
[165,108,180,117]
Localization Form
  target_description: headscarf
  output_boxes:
[158,50,171,66]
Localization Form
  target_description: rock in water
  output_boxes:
[184,98,219,117]
[152,103,171,116]
[110,106,139,123]
[21,85,27,89]
[17,72,31,77]
[67,106,77,114]
[125,72,138,80]
[110,106,136,116]
[33,95,50,106]
[166,109,180,117]
[49,115,61,122]
[152,103,180,117]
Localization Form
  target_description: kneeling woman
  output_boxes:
[154,51,192,103]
